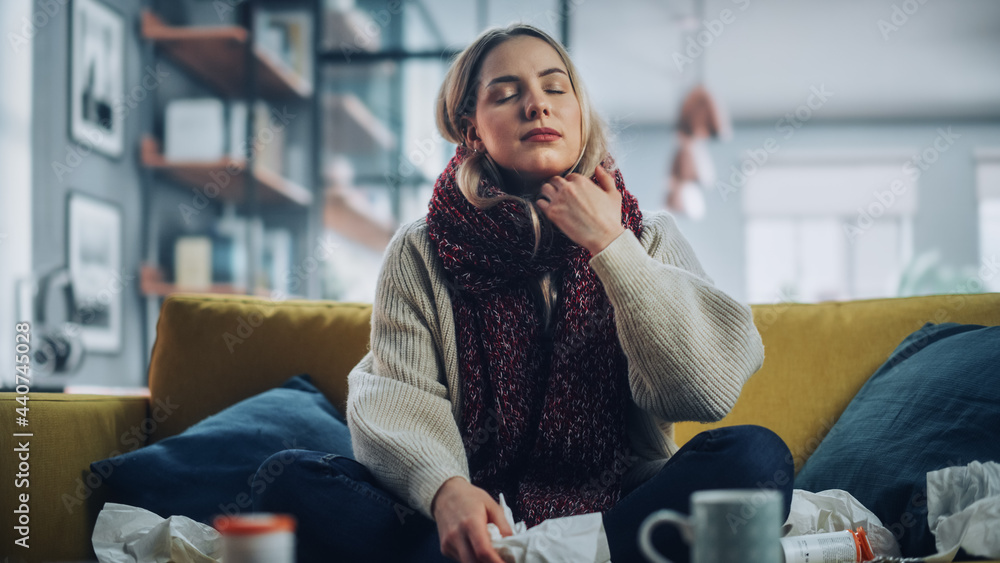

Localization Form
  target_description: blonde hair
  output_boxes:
[436,23,612,331]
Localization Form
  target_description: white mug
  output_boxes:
[639,489,784,563]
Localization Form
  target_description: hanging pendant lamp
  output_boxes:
[665,0,732,220]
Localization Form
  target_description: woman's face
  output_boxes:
[464,36,583,194]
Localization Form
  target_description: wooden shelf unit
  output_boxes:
[141,136,313,206]
[140,10,312,100]
[140,264,288,299]
[140,263,245,296]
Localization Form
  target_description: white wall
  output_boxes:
[0,0,34,387]
[30,0,147,387]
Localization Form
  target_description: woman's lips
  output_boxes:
[522,128,561,142]
[524,133,561,142]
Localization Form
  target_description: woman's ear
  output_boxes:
[463,117,486,153]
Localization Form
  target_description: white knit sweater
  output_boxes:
[346,210,765,519]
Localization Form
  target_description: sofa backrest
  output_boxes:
[148,294,372,442]
[673,292,1000,472]
[149,293,1000,469]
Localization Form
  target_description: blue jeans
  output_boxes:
[252,425,793,563]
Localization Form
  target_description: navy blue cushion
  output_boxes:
[91,374,352,524]
[794,322,1000,557]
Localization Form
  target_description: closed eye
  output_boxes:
[498,90,565,103]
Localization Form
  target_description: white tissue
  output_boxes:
[486,493,612,563]
[783,489,902,558]
[92,502,222,563]
[926,461,1000,560]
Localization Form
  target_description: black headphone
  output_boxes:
[31,268,86,377]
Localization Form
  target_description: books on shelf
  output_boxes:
[227,102,248,161]
[263,228,293,296]
[162,98,288,180]
[253,102,286,175]
[255,8,313,89]
[140,7,316,305]
[167,209,260,293]
[227,101,287,176]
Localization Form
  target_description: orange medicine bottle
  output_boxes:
[780,526,876,563]
[214,513,296,563]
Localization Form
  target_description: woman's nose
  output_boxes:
[524,92,551,119]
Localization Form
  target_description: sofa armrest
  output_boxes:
[0,392,150,562]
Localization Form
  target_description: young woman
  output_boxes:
[254,23,793,563]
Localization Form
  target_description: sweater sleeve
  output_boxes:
[587,211,764,422]
[346,227,470,520]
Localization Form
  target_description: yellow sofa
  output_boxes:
[3,292,999,562]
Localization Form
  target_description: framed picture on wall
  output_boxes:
[69,0,125,158]
[67,192,123,354]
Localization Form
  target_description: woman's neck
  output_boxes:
[498,167,544,198]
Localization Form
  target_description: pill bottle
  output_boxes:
[780,526,875,563]
[214,513,296,563]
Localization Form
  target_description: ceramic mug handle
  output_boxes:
[638,509,695,563]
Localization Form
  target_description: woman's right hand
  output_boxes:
[432,476,513,563]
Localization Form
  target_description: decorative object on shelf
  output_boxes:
[174,236,213,290]
[67,191,122,353]
[70,0,124,158]
[213,203,249,290]
[164,98,227,162]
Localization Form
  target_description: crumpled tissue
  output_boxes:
[783,488,902,558]
[926,460,1000,561]
[486,493,611,563]
[92,502,222,563]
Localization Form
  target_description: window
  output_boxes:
[743,152,916,304]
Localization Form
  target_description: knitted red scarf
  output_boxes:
[426,145,642,527]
